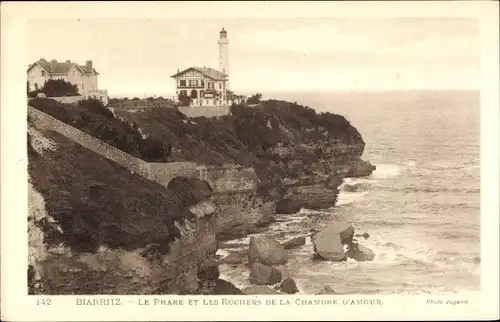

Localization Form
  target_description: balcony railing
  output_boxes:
[178,84,204,88]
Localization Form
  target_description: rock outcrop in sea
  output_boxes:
[312,221,375,263]
[312,221,354,261]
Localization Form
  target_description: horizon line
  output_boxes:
[107,88,480,98]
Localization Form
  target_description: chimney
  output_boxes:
[50,59,57,71]
[66,60,71,64]
[86,60,93,70]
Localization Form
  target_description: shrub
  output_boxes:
[28,98,171,162]
[247,93,262,104]
[178,92,191,107]
[78,98,114,118]
[39,79,79,97]
[108,97,121,104]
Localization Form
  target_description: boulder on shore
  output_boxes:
[275,198,301,214]
[218,242,248,249]
[213,279,242,295]
[249,262,282,285]
[346,243,375,261]
[312,221,354,261]
[316,286,337,294]
[281,236,306,250]
[218,252,246,265]
[279,277,299,294]
[248,235,288,266]
[242,286,280,294]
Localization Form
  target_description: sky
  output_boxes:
[27,18,480,98]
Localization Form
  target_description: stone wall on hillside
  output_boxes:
[148,162,200,186]
[177,105,231,118]
[28,106,259,194]
[28,106,150,178]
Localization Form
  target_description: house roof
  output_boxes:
[27,58,99,75]
[170,67,227,80]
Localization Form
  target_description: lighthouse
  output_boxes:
[218,28,229,89]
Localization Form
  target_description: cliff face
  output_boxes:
[28,97,375,294]
[28,124,219,295]
[109,99,375,239]
[212,192,276,240]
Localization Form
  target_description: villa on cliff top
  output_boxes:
[27,58,108,105]
[171,28,245,108]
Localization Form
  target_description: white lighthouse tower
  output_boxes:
[218,28,229,89]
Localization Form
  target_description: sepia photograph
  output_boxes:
[1,1,499,321]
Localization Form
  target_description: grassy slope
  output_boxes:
[28,126,212,255]
[29,97,366,190]
[112,100,365,184]
[28,98,171,162]
[113,100,364,166]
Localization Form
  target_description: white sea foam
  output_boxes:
[404,160,417,167]
[337,191,368,206]
[216,249,230,258]
[370,163,402,179]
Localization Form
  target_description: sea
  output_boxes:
[218,90,481,295]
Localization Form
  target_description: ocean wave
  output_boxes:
[370,164,402,179]
[340,182,371,193]
[337,191,368,206]
[377,185,480,194]
[404,186,480,194]
[441,231,480,240]
[435,250,481,264]
[404,160,417,167]
[356,219,409,228]
[382,242,405,250]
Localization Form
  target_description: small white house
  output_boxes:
[171,66,230,107]
[27,58,108,105]
[171,28,245,109]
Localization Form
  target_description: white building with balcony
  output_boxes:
[171,28,245,109]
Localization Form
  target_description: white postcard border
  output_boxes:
[1,1,498,321]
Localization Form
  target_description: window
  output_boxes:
[219,83,221,89]
[208,82,214,89]
[200,90,204,97]
[189,80,198,86]
[180,80,186,87]
[41,71,45,76]
[200,80,204,86]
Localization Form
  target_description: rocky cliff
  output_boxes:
[29,97,375,249]
[111,99,375,238]
[28,123,219,295]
